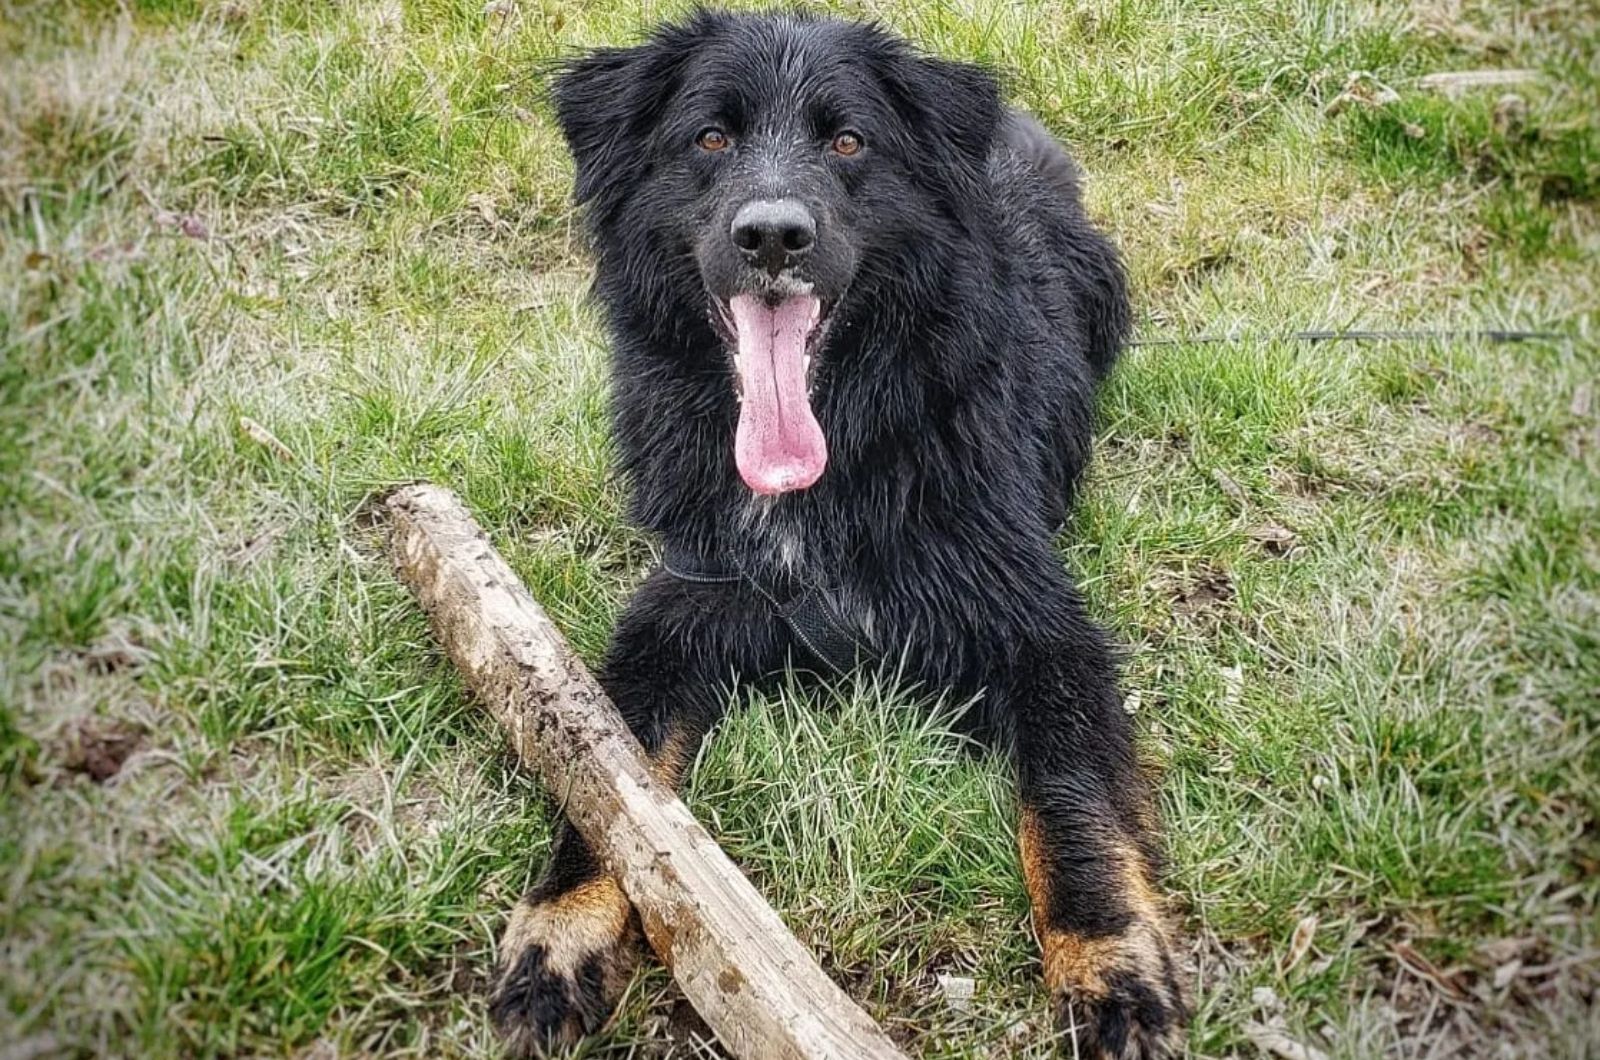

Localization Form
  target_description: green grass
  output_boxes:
[2,0,1597,1056]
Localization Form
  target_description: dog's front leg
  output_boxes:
[1007,612,1189,1058]
[488,576,752,1057]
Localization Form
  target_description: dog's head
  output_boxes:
[553,12,1002,495]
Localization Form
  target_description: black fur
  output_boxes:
[490,11,1186,1058]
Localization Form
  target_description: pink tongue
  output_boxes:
[730,293,827,494]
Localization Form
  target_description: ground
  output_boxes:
[1,1,1597,1057]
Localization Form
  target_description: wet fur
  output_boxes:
[490,11,1187,1057]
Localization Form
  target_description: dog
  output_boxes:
[489,11,1187,1057]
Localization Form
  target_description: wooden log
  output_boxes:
[384,484,908,1060]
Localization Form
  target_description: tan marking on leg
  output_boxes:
[1019,801,1189,1055]
[1019,810,1175,999]
[1109,836,1165,921]
[1018,807,1054,933]
[1022,809,1114,997]
[649,725,693,790]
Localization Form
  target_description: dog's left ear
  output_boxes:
[914,57,1004,165]
[877,52,1003,190]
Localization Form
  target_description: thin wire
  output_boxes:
[1128,328,1571,348]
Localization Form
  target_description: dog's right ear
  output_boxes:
[553,16,717,223]
[552,44,671,220]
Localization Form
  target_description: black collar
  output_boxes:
[661,544,741,585]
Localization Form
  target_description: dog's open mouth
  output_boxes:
[720,293,829,495]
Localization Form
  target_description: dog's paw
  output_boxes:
[1042,913,1188,1059]
[488,878,640,1057]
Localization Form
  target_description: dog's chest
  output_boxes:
[738,499,810,576]
[736,501,881,647]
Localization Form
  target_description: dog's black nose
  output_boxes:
[731,199,815,275]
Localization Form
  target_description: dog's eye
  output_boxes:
[831,130,864,157]
[696,127,730,152]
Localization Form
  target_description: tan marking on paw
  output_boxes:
[1035,905,1187,1059]
[1037,912,1174,1000]
[499,876,635,979]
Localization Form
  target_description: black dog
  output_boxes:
[490,11,1187,1057]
